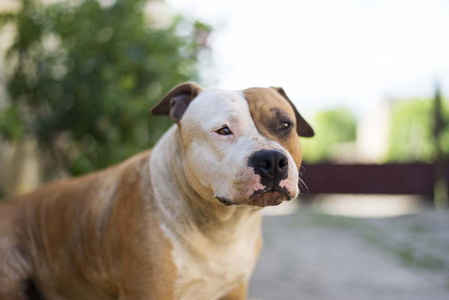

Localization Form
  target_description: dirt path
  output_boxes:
[249,209,449,300]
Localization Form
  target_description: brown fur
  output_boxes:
[0,151,177,299]
[243,88,303,166]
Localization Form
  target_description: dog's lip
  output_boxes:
[215,187,291,207]
[248,187,291,201]
[215,196,234,206]
[247,189,290,207]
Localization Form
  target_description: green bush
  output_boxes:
[0,0,211,177]
[386,98,449,162]
[301,108,357,163]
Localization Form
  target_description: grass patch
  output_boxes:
[361,232,385,247]
[445,276,449,289]
[408,224,427,235]
[361,232,447,272]
[309,213,360,229]
[395,243,446,271]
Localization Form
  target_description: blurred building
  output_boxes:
[356,98,391,162]
[328,98,391,164]
[0,0,18,108]
[0,1,41,197]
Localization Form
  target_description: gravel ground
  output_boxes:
[249,206,449,300]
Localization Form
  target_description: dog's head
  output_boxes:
[152,82,314,207]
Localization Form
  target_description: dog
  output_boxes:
[0,82,314,300]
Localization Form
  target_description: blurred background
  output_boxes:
[0,0,448,299]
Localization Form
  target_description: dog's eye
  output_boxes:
[279,122,291,131]
[216,126,232,136]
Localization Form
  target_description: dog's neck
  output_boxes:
[149,125,262,243]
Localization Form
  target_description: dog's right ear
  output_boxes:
[271,87,315,137]
[151,82,202,122]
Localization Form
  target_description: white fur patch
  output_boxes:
[159,213,261,300]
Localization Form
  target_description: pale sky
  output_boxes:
[166,0,449,115]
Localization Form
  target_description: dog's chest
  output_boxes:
[161,223,260,300]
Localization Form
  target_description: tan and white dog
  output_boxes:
[0,82,314,300]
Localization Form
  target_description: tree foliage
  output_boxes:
[301,108,357,163]
[0,0,211,176]
[386,98,449,162]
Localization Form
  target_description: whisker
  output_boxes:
[297,182,305,195]
[297,176,309,195]
[296,163,309,195]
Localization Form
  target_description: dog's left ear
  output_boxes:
[151,82,202,122]
[271,87,315,137]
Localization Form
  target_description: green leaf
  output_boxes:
[1,0,211,177]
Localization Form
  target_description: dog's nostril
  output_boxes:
[279,158,288,169]
[262,161,271,170]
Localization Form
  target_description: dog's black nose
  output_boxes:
[248,150,289,185]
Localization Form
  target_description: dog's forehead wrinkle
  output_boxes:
[187,90,251,120]
[209,111,244,127]
[181,89,261,139]
[270,107,291,119]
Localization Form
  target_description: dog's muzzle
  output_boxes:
[215,149,293,207]
[248,149,289,187]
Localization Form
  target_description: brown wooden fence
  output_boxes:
[300,163,449,196]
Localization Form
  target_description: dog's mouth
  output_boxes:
[216,196,234,206]
[216,187,291,207]
[247,187,290,207]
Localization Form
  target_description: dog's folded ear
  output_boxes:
[151,82,202,122]
[271,87,315,137]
